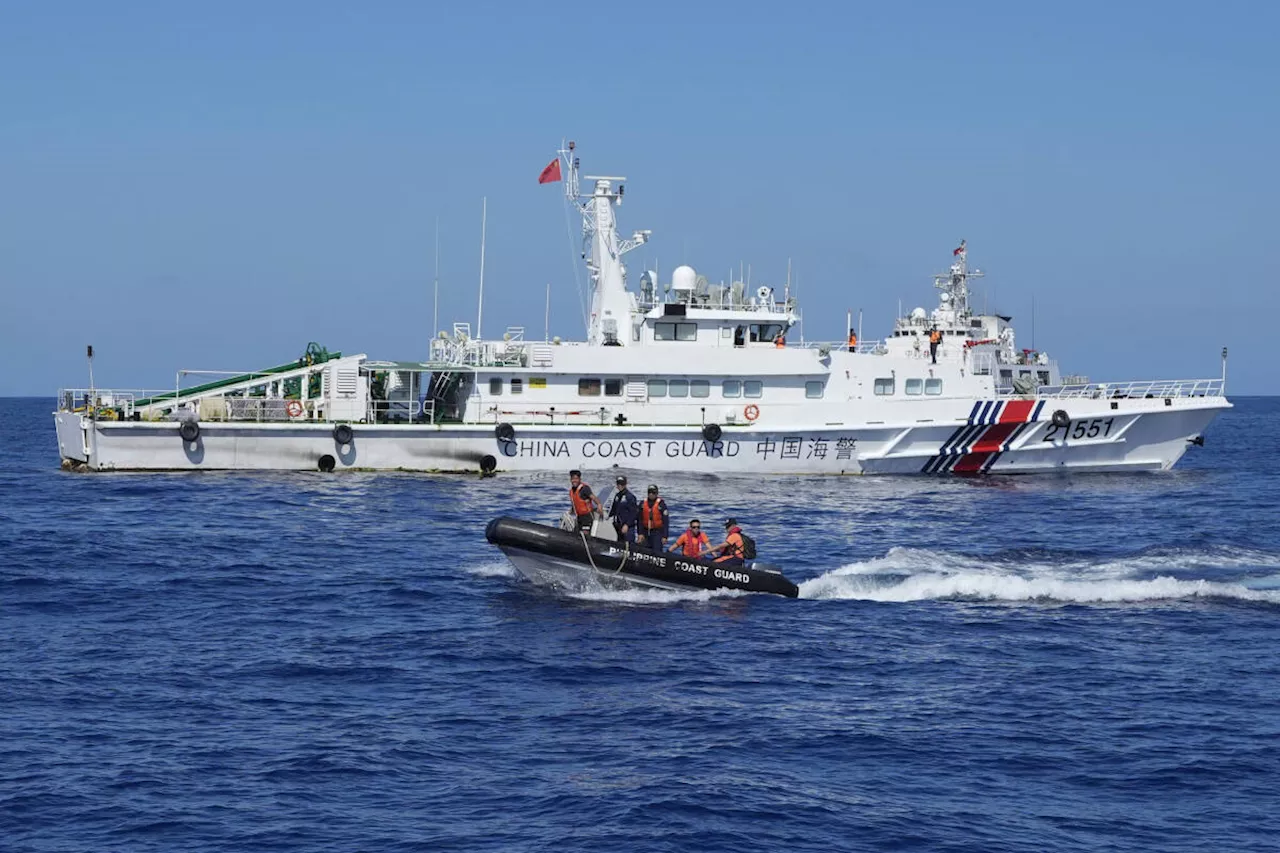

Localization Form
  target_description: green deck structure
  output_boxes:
[133,343,342,408]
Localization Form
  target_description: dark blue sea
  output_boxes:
[3,397,1279,852]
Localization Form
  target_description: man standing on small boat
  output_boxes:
[568,470,603,533]
[608,475,639,544]
[638,485,669,552]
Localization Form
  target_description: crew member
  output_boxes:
[708,518,749,567]
[638,485,669,551]
[608,475,639,543]
[929,327,942,364]
[774,333,786,348]
[568,469,602,533]
[669,519,710,558]
[847,329,857,352]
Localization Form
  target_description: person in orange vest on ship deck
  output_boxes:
[929,327,943,364]
[568,469,603,533]
[847,329,857,352]
[774,333,786,348]
[669,519,711,558]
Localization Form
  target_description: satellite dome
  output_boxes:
[672,265,697,293]
[910,307,927,321]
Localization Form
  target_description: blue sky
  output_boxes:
[2,1,1275,395]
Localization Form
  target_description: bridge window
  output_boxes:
[874,377,895,396]
[925,378,943,395]
[605,378,623,396]
[578,378,602,396]
[655,322,698,341]
[648,379,667,397]
[805,381,824,399]
[722,380,742,398]
[905,378,923,396]
[668,380,689,398]
[511,378,523,395]
[743,380,763,398]
[690,380,710,398]
[489,377,503,395]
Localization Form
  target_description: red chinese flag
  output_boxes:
[538,158,562,184]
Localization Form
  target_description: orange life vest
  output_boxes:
[847,333,857,347]
[570,483,593,516]
[640,498,665,531]
[717,528,744,561]
[675,530,709,557]
[929,330,942,345]
[774,336,785,348]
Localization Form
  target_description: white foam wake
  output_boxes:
[800,545,1280,604]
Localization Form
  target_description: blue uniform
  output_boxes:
[609,488,639,543]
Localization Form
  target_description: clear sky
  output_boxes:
[2,1,1275,395]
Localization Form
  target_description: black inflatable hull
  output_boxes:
[485,516,799,598]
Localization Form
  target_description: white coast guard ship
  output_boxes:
[54,143,1229,474]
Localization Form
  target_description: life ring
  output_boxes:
[285,400,304,418]
[743,404,760,422]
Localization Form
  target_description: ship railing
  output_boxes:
[793,340,887,355]
[430,336,531,368]
[56,387,437,425]
[637,295,797,314]
[366,399,435,424]
[1009,378,1226,400]
[57,388,160,417]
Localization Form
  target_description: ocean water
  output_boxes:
[3,396,1279,852]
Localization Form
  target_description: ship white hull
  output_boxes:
[55,397,1226,475]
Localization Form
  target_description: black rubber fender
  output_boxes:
[701,423,723,443]
[333,423,354,445]
[318,454,336,472]
[495,423,515,441]
[179,420,200,442]
[479,454,498,475]
[1051,409,1070,428]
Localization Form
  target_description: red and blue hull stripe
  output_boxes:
[923,399,1046,474]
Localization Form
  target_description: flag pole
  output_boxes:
[433,216,439,358]
[477,197,487,340]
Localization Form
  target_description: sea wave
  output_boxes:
[800,544,1280,604]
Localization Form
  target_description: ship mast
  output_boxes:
[934,239,984,320]
[558,141,650,346]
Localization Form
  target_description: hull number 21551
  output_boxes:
[1043,417,1115,442]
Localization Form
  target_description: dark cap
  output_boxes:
[615,475,627,484]
[725,517,738,527]
[647,484,658,492]
[569,469,581,478]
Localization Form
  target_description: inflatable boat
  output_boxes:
[485,515,799,598]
